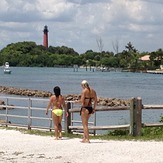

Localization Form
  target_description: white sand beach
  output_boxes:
[0,129,163,163]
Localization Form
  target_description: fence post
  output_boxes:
[49,111,52,132]
[93,111,96,136]
[135,97,142,136]
[27,98,32,130]
[129,98,134,136]
[64,102,71,134]
[130,97,142,136]
[5,98,9,127]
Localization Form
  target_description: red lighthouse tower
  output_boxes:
[43,25,48,48]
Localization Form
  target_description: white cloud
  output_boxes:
[0,0,163,53]
[36,0,77,21]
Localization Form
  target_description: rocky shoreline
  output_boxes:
[0,86,52,97]
[0,86,130,109]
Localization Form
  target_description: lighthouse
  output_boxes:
[43,25,49,48]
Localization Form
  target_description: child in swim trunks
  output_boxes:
[46,86,68,140]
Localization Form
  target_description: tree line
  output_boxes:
[0,41,163,71]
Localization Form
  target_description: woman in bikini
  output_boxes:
[46,86,68,140]
[76,80,97,143]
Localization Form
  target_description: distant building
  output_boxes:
[43,25,49,48]
[140,55,150,61]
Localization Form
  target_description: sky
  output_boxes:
[0,0,163,54]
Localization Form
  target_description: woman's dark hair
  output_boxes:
[53,86,61,97]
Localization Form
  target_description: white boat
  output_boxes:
[96,66,110,72]
[4,62,11,74]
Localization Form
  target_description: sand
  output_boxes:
[0,129,163,163]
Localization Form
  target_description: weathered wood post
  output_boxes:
[135,97,142,136]
[49,111,52,132]
[130,97,142,136]
[5,98,9,127]
[27,98,32,130]
[86,65,87,71]
[73,65,78,72]
[93,111,96,136]
[64,102,71,134]
[130,98,134,135]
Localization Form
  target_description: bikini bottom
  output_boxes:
[52,109,63,116]
[80,106,93,115]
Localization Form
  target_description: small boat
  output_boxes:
[4,62,11,74]
[96,66,110,72]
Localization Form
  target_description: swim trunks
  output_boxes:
[52,109,63,116]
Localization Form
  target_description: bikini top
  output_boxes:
[84,97,92,105]
[53,96,62,108]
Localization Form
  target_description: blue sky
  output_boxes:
[0,0,163,54]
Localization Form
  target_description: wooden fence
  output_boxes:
[0,96,163,136]
[66,97,163,136]
[66,98,135,135]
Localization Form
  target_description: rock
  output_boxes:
[0,100,15,110]
[0,100,5,110]
[0,119,11,124]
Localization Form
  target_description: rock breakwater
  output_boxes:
[0,86,130,107]
[0,86,52,97]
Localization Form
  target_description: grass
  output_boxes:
[0,126,163,141]
[1,115,163,141]
[96,127,163,141]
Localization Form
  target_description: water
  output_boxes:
[1,67,163,104]
[0,67,163,134]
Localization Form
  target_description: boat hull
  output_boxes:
[4,69,11,74]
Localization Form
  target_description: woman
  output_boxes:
[46,86,68,140]
[76,80,97,143]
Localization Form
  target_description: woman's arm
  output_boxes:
[80,90,86,107]
[62,97,69,117]
[92,89,97,113]
[74,90,85,104]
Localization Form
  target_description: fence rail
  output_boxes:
[0,96,163,136]
[0,96,53,130]
[67,105,130,135]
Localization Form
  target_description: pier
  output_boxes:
[146,70,163,74]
